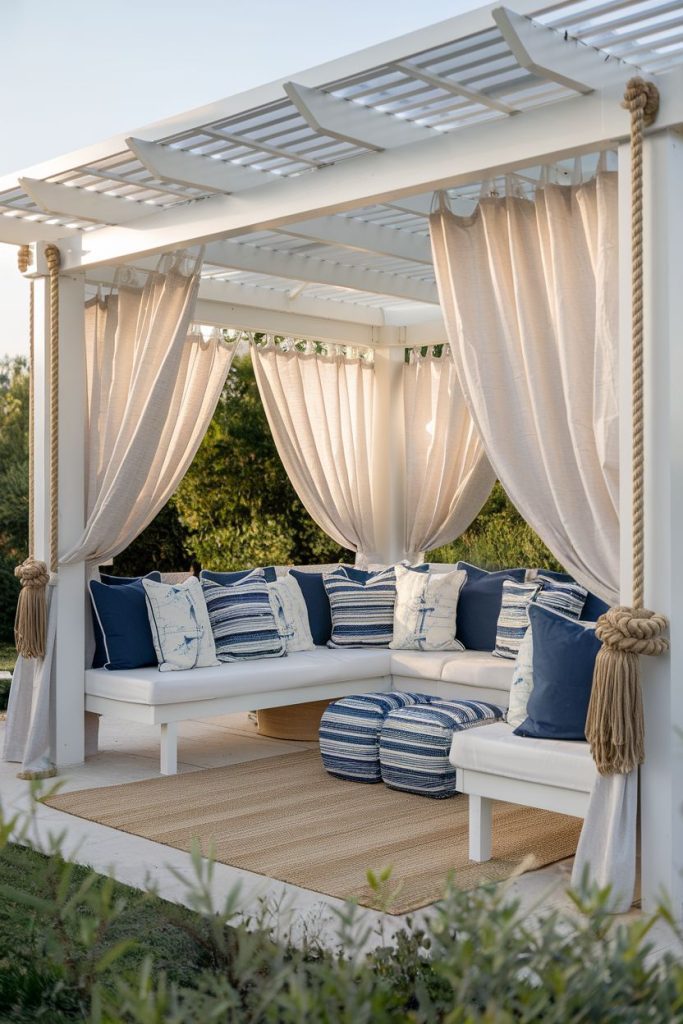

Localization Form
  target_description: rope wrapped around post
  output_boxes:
[13,243,60,661]
[585,79,669,776]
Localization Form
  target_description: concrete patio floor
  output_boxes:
[0,712,681,958]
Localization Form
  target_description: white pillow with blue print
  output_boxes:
[390,564,466,651]
[267,575,315,652]
[142,576,218,672]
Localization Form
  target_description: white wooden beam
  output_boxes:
[392,60,520,115]
[60,64,683,271]
[284,81,437,151]
[281,214,433,264]
[203,240,438,303]
[19,177,152,225]
[492,6,642,95]
[0,216,66,245]
[126,137,269,194]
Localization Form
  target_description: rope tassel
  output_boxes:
[585,79,669,776]
[14,557,50,659]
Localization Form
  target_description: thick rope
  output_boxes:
[585,79,668,776]
[13,244,60,661]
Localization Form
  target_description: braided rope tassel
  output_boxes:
[585,80,669,776]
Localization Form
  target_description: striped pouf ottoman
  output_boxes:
[320,692,433,783]
[379,700,504,798]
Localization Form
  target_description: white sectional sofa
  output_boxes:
[85,647,514,774]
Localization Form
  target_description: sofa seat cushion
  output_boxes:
[449,721,596,793]
[440,651,516,693]
[390,650,461,682]
[85,648,392,706]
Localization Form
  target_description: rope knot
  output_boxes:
[14,557,50,589]
[44,244,61,273]
[595,605,669,657]
[17,244,32,275]
[622,77,660,127]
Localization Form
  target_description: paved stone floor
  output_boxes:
[0,713,680,957]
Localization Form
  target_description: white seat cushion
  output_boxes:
[439,651,515,693]
[449,721,596,793]
[86,648,392,706]
[389,650,459,682]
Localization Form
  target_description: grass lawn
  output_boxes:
[0,642,14,712]
[0,841,219,1022]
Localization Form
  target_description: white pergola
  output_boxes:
[3,0,683,912]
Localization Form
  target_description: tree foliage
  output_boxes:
[0,357,28,640]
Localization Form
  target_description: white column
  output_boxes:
[54,270,87,767]
[619,132,683,913]
[371,344,406,564]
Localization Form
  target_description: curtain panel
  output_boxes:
[4,254,235,776]
[429,172,619,603]
[251,340,376,559]
[403,346,494,557]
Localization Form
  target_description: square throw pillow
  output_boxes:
[324,565,397,647]
[514,603,601,741]
[529,568,609,622]
[92,571,161,668]
[200,566,277,586]
[455,562,527,651]
[89,578,159,671]
[201,570,285,662]
[267,575,315,653]
[506,578,588,726]
[506,624,534,729]
[142,576,218,672]
[493,580,541,660]
[288,569,332,646]
[390,564,466,651]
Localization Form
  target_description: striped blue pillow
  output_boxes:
[201,570,285,662]
[323,565,397,647]
[536,576,587,619]
[493,580,541,659]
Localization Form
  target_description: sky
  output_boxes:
[0,0,481,359]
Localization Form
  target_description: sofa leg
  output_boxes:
[160,723,178,775]
[469,795,493,862]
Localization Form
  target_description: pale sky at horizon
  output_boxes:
[0,0,481,360]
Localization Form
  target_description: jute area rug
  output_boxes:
[46,750,581,914]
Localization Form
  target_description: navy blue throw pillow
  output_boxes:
[455,562,527,651]
[288,570,332,646]
[89,578,158,671]
[532,569,609,622]
[200,566,277,586]
[514,603,601,741]
[91,571,161,668]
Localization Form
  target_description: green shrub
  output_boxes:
[1,792,682,1023]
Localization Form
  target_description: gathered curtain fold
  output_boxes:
[251,340,376,559]
[403,347,495,557]
[429,172,619,604]
[4,253,235,776]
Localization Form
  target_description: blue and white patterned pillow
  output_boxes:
[493,580,541,659]
[536,575,587,618]
[201,570,285,662]
[324,565,397,647]
[143,576,218,672]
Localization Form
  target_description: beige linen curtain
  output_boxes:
[5,254,234,776]
[251,340,376,559]
[429,172,619,603]
[404,346,495,557]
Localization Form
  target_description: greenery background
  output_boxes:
[0,350,561,657]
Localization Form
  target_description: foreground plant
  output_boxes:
[0,790,681,1023]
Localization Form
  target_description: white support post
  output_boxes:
[160,723,178,776]
[53,270,87,768]
[619,132,683,914]
[468,794,493,863]
[371,345,407,565]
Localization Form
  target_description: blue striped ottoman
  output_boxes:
[320,692,433,783]
[379,700,504,798]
